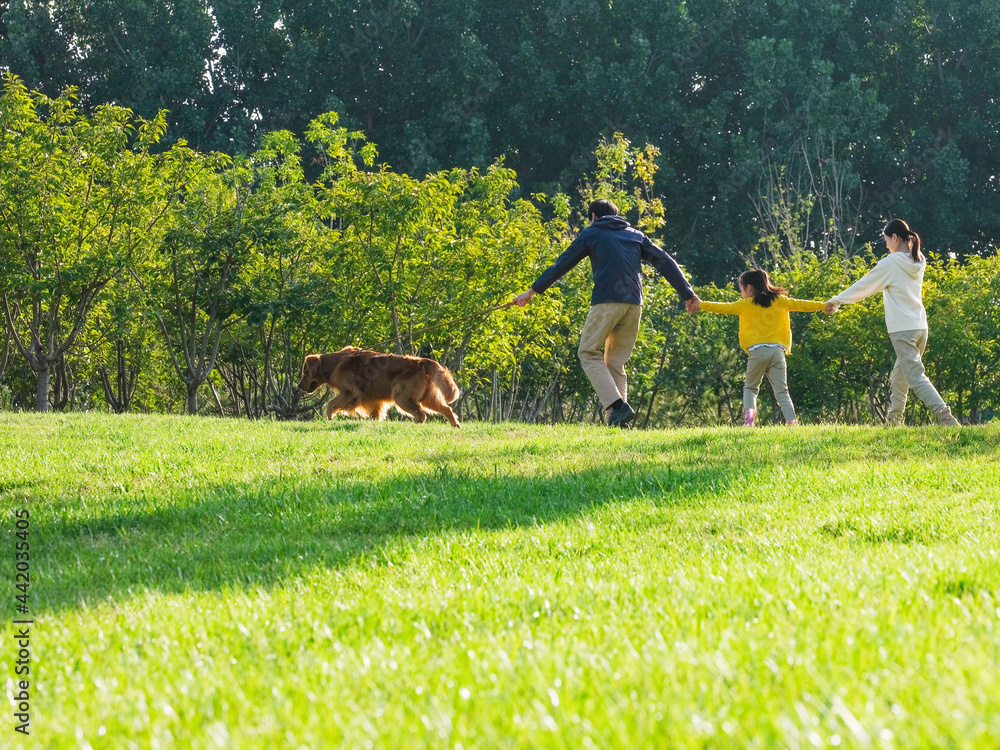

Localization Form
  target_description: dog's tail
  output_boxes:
[423,359,461,403]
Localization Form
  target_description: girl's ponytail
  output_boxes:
[739,269,786,308]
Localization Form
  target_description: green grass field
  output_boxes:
[2,413,999,749]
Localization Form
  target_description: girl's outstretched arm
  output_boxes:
[698,299,746,315]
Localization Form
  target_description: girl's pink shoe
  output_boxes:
[743,408,756,427]
[786,419,799,426]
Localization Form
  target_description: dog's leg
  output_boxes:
[394,395,427,423]
[421,391,461,428]
[355,400,385,420]
[326,391,359,420]
[437,404,461,428]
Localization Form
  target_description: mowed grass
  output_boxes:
[2,414,999,749]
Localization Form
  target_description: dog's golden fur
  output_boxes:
[297,346,461,427]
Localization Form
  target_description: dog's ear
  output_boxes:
[304,354,320,376]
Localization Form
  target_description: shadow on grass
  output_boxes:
[35,459,735,613]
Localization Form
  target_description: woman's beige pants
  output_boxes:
[887,329,959,425]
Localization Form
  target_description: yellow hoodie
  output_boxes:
[699,295,825,353]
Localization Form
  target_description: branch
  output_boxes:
[0,294,36,367]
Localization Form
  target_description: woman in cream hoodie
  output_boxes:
[825,219,959,426]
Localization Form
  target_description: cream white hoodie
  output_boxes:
[831,252,928,333]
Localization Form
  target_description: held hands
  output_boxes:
[823,299,840,315]
[685,295,700,313]
[512,289,535,307]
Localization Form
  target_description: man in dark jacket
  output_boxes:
[513,199,699,428]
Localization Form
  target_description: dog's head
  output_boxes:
[297,347,363,394]
[297,354,324,394]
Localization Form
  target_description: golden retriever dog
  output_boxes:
[297,346,461,427]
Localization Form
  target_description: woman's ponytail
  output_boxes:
[883,218,924,263]
[908,230,923,263]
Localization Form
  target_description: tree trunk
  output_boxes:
[186,383,199,415]
[0,329,10,382]
[208,378,225,415]
[51,357,71,411]
[99,341,139,413]
[35,365,51,412]
[642,341,670,428]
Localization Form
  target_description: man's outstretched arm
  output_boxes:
[512,236,590,307]
[642,239,696,302]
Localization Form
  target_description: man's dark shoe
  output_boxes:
[607,402,636,429]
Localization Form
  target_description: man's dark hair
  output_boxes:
[588,198,619,219]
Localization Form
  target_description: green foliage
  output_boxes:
[143,139,314,415]
[923,257,1000,422]
[9,0,1000,277]
[1,74,998,426]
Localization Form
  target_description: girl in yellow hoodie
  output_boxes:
[693,269,825,426]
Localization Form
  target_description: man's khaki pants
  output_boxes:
[888,329,958,425]
[578,303,642,409]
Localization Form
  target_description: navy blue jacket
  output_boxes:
[530,215,694,306]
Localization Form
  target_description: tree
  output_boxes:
[141,134,317,415]
[215,128,332,419]
[0,75,192,411]
[90,273,154,413]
